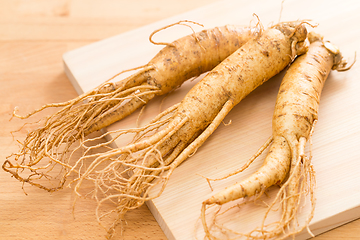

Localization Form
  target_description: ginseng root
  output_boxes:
[3,21,258,191]
[71,20,309,237]
[201,31,354,240]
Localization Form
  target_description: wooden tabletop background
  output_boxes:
[1,0,359,239]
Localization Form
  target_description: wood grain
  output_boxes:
[1,0,360,240]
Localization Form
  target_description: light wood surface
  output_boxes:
[1,1,360,240]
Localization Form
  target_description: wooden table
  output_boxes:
[1,1,359,239]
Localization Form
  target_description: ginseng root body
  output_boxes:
[201,32,353,240]
[3,23,258,191]
[70,21,308,237]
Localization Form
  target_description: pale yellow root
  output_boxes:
[201,130,316,240]
[249,134,316,240]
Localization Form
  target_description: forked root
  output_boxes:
[246,137,316,240]
[201,122,317,240]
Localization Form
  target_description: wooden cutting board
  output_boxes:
[63,0,360,239]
